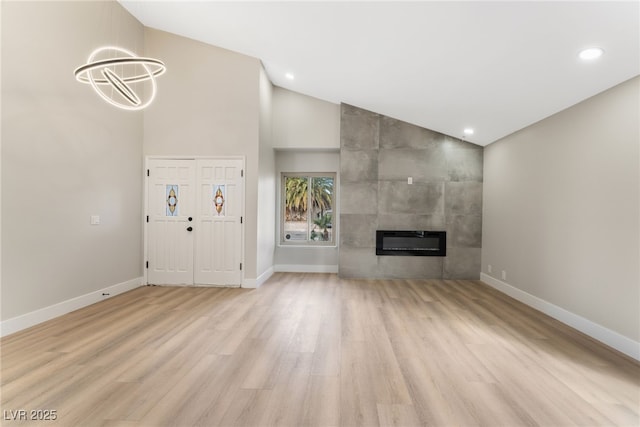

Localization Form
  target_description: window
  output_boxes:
[281,173,335,245]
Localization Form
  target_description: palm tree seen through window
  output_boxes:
[283,174,335,244]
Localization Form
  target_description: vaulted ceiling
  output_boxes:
[120,1,639,146]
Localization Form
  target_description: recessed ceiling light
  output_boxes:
[579,47,604,61]
[285,72,295,80]
[463,128,474,136]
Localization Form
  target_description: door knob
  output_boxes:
[187,226,193,232]
[188,217,193,222]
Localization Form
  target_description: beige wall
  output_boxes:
[257,66,276,279]
[142,28,263,281]
[482,77,640,343]
[272,87,340,150]
[272,88,341,270]
[274,151,340,270]
[1,1,144,320]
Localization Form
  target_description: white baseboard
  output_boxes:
[243,265,337,288]
[274,264,338,273]
[242,266,274,289]
[480,273,640,361]
[0,277,143,338]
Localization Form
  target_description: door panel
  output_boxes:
[194,159,243,285]
[147,159,195,285]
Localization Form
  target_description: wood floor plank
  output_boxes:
[302,375,340,427]
[375,403,421,427]
[1,274,638,426]
[339,339,380,427]
[260,351,314,427]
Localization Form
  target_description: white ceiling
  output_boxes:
[119,1,639,146]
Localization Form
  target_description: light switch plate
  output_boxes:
[90,215,100,225]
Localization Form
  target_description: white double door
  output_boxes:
[146,158,243,286]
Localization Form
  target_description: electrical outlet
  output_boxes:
[488,264,492,274]
[501,270,507,281]
[90,215,100,225]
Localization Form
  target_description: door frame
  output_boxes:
[143,155,246,287]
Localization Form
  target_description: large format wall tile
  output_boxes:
[446,144,484,182]
[443,247,482,279]
[340,104,483,280]
[447,214,483,248]
[379,116,444,149]
[378,148,448,182]
[341,182,378,214]
[339,246,379,278]
[377,213,446,230]
[341,149,378,183]
[445,182,483,215]
[340,214,377,248]
[378,256,443,279]
[340,104,380,150]
[378,181,444,215]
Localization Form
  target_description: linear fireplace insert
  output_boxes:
[376,230,446,256]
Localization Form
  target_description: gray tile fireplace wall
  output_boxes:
[339,104,483,279]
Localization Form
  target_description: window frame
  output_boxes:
[280,172,336,246]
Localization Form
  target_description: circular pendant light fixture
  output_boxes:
[75,46,166,111]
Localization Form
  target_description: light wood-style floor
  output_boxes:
[1,273,638,426]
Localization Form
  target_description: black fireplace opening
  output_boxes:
[376,230,446,256]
